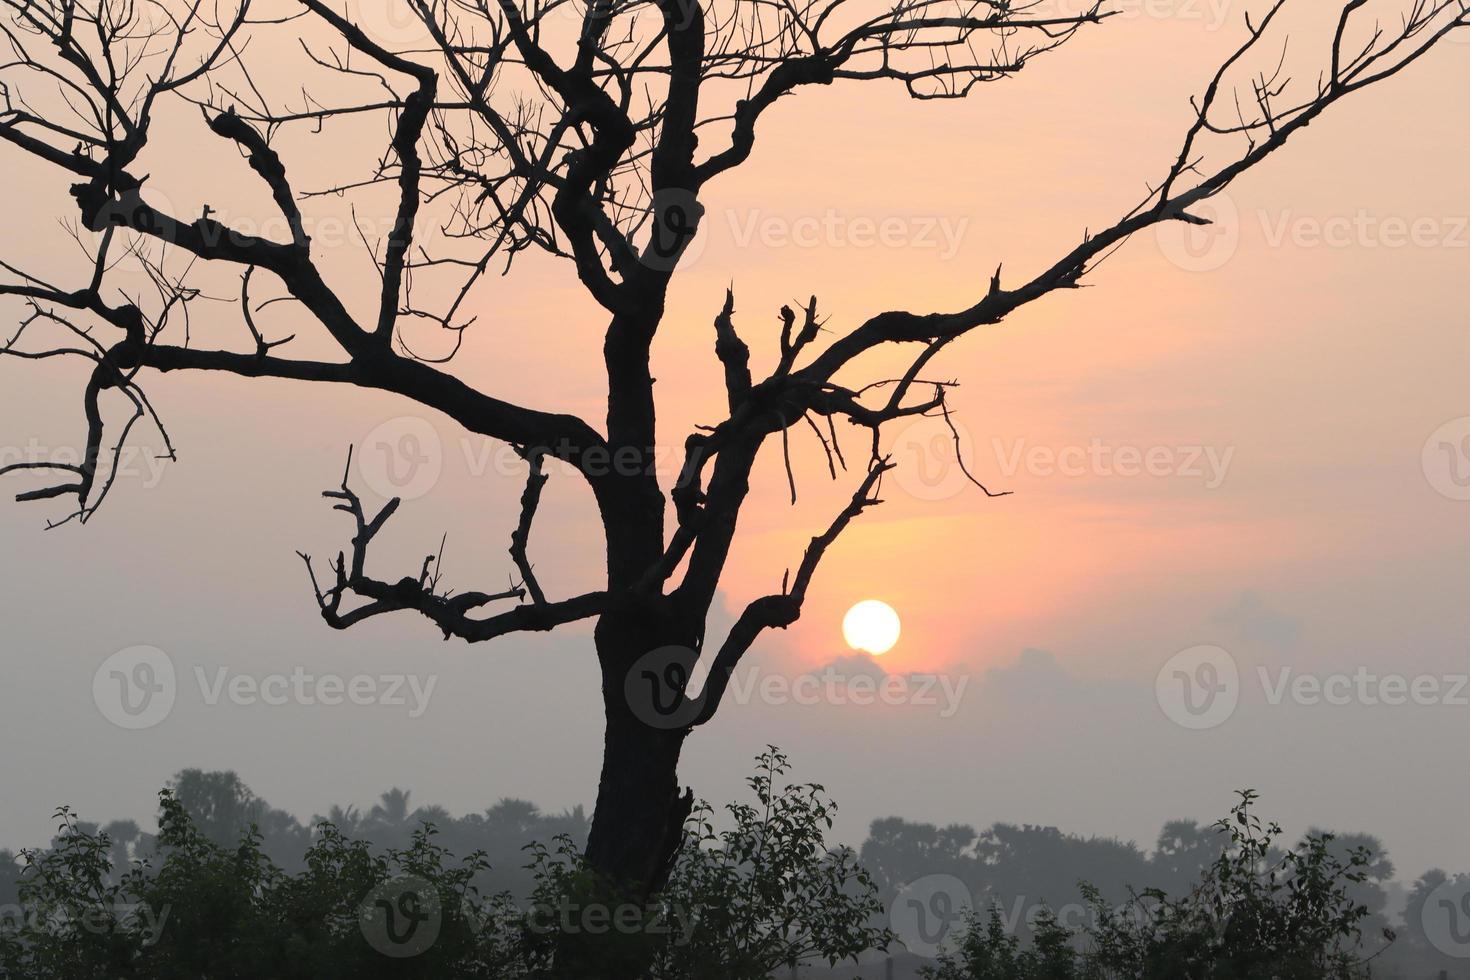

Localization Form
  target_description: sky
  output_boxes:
[2,0,1469,885]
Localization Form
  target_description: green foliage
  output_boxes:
[925,790,1384,980]
[1,775,1404,980]
[650,747,889,979]
[0,791,509,980]
[922,907,1087,980]
[0,750,884,980]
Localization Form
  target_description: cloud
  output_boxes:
[802,652,890,681]
[1212,591,1303,648]
[980,648,1082,703]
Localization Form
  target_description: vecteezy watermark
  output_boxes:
[884,416,1234,501]
[92,647,438,729]
[0,900,172,946]
[360,876,442,958]
[358,416,443,501]
[349,0,432,46]
[625,645,707,729]
[640,188,707,271]
[992,438,1235,489]
[93,646,177,730]
[1422,876,1470,958]
[739,665,969,717]
[460,437,682,482]
[1422,416,1470,501]
[1033,0,1234,31]
[92,192,431,259]
[1258,667,1470,709]
[1156,193,1470,272]
[0,440,170,490]
[359,417,1233,505]
[889,415,980,502]
[722,208,970,261]
[1155,195,1241,273]
[194,667,437,718]
[1259,210,1470,251]
[624,647,971,730]
[1156,645,1240,730]
[523,897,697,946]
[889,874,973,958]
[967,893,1212,939]
[1157,645,1470,730]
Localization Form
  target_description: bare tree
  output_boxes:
[0,0,1463,968]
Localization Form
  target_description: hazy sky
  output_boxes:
[3,0,1469,884]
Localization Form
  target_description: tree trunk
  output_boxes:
[584,711,691,899]
[553,611,695,979]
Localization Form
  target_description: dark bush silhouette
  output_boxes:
[7,764,1461,979]
[0,750,883,979]
[923,792,1389,980]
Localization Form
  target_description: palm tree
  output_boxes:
[368,788,412,829]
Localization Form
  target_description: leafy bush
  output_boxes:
[651,748,887,979]
[924,790,1385,980]
[0,750,883,979]
[920,906,1083,980]
[0,793,509,980]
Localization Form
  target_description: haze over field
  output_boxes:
[3,0,1469,893]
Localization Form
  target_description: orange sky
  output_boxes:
[3,0,1469,879]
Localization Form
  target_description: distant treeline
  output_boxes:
[0,769,589,905]
[2,769,1465,978]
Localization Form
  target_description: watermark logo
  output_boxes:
[724,208,970,261]
[890,416,978,502]
[1159,652,1470,727]
[349,0,431,46]
[194,666,437,718]
[992,437,1234,488]
[360,875,442,958]
[737,665,968,717]
[1259,667,1469,709]
[1423,877,1470,958]
[624,648,969,726]
[1033,0,1233,31]
[524,897,697,945]
[625,645,706,730]
[1,900,172,945]
[1,440,169,491]
[1155,195,1240,273]
[1423,417,1470,501]
[1156,645,1239,730]
[890,874,973,958]
[93,646,176,730]
[358,416,442,501]
[92,649,437,726]
[1260,210,1470,251]
[641,189,707,271]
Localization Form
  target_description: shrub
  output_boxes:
[0,750,884,980]
[924,790,1384,980]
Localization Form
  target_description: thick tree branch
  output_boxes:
[689,458,894,726]
[298,450,606,641]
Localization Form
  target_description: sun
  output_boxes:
[842,599,901,656]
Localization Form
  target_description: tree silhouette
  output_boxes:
[100,819,143,876]
[1149,819,1226,897]
[167,768,312,858]
[860,815,979,905]
[368,788,413,829]
[1,0,1465,963]
[1303,828,1396,955]
[0,850,18,908]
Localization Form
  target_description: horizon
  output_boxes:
[3,1,1469,973]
